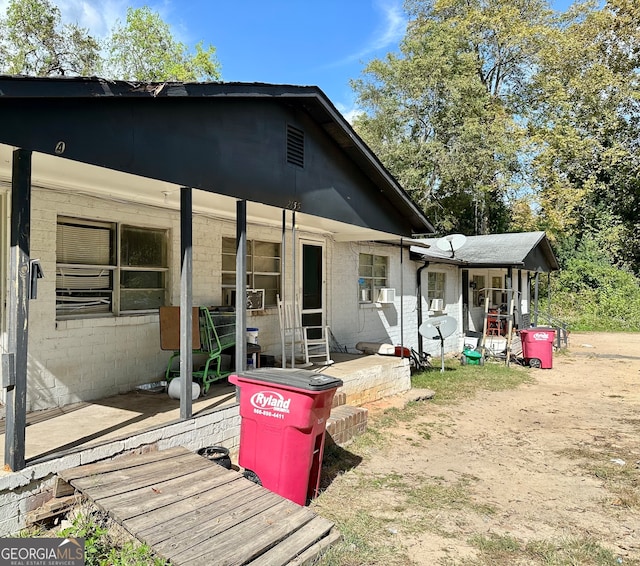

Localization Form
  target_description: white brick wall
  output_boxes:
[328,242,463,356]
[1,185,467,412]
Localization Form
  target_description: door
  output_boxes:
[301,242,325,339]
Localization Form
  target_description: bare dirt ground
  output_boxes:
[318,332,640,564]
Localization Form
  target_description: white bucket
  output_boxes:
[246,327,259,344]
[167,378,200,400]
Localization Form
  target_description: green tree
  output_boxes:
[0,0,100,76]
[352,0,554,235]
[526,0,640,272]
[106,6,221,82]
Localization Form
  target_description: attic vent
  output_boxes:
[286,125,304,168]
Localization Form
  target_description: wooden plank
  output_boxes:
[179,502,316,566]
[128,477,255,539]
[288,528,343,566]
[244,516,335,566]
[151,488,282,558]
[53,477,75,498]
[60,446,189,482]
[25,495,81,525]
[160,306,200,350]
[100,466,243,522]
[72,453,215,499]
[58,446,340,566]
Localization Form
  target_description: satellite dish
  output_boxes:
[435,234,467,257]
[419,315,458,373]
[419,316,457,340]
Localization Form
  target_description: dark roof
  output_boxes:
[410,232,559,272]
[0,75,434,238]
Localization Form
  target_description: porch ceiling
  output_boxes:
[0,143,407,242]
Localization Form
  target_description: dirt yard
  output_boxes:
[314,332,640,565]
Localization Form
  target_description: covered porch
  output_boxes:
[0,352,408,535]
[0,75,432,476]
[0,352,408,466]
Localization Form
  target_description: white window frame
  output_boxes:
[358,253,389,303]
[56,216,169,319]
[221,237,281,308]
[427,272,446,305]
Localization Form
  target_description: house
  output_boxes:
[410,232,560,356]
[0,75,435,473]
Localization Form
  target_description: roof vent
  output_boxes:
[286,125,304,168]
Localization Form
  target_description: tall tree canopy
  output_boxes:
[106,6,220,82]
[352,0,640,276]
[353,0,555,235]
[0,0,221,82]
[0,0,100,76]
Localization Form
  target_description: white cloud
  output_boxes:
[328,0,406,68]
[0,1,174,39]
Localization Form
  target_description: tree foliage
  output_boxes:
[352,0,640,279]
[105,7,220,82]
[526,0,640,271]
[543,240,640,331]
[0,0,100,76]
[0,1,221,82]
[353,0,556,235]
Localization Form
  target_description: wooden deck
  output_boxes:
[58,446,340,565]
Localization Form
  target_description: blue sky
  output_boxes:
[1,0,574,119]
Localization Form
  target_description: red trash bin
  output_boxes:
[520,327,555,369]
[229,368,343,506]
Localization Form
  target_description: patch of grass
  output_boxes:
[525,536,628,565]
[464,534,629,566]
[59,506,169,566]
[314,510,412,565]
[405,475,496,516]
[556,445,640,511]
[468,533,522,560]
[411,359,533,405]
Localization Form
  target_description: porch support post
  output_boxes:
[280,210,286,368]
[533,271,540,327]
[400,238,404,358]
[235,200,247,373]
[506,266,513,315]
[4,149,32,472]
[291,211,296,368]
[179,187,193,420]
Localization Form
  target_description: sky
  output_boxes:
[1,0,574,120]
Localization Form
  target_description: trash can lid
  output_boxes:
[237,368,343,391]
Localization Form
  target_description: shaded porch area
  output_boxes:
[0,352,408,467]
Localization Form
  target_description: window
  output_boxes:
[358,253,388,303]
[472,274,486,307]
[427,272,445,306]
[221,237,281,308]
[491,275,506,307]
[56,217,168,318]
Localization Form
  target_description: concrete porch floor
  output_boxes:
[0,380,238,465]
[0,352,406,466]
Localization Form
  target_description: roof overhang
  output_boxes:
[0,75,434,240]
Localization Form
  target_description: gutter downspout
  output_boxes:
[416,261,430,357]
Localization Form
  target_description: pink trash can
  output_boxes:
[520,328,555,369]
[229,368,342,506]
